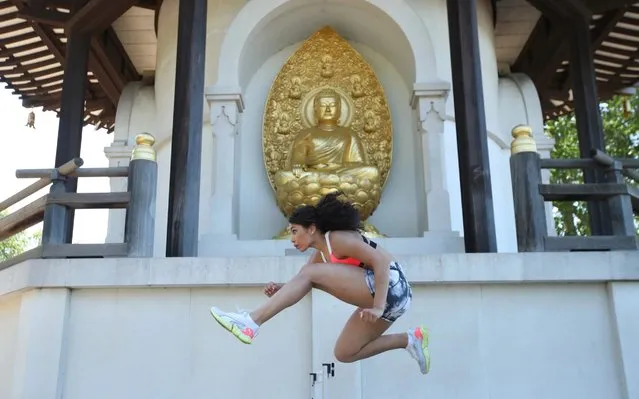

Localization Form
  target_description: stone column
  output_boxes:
[204,86,245,239]
[411,82,453,234]
[104,141,132,243]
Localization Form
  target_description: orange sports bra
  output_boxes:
[318,231,378,267]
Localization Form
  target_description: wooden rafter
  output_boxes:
[525,0,591,22]
[514,1,639,120]
[552,7,630,96]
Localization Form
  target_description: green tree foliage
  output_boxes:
[545,93,639,236]
[0,212,42,262]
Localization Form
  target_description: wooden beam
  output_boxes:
[0,196,47,242]
[42,243,128,258]
[512,16,571,100]
[166,0,207,257]
[42,32,92,246]
[581,0,637,13]
[47,192,130,209]
[446,0,497,253]
[525,0,591,22]
[544,236,638,251]
[539,183,629,201]
[65,0,137,34]
[16,7,71,28]
[8,0,140,118]
[553,8,628,96]
[0,21,29,35]
[569,18,612,235]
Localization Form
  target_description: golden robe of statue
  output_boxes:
[273,87,382,223]
[279,88,379,179]
[262,27,393,236]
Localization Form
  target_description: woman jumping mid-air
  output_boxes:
[209,192,430,375]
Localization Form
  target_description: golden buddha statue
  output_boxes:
[262,27,393,237]
[274,88,381,219]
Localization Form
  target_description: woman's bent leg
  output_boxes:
[333,310,402,363]
[333,310,431,374]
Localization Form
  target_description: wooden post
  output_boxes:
[569,18,610,236]
[510,125,548,252]
[166,0,207,257]
[446,0,497,252]
[125,134,158,257]
[42,157,86,246]
[605,160,636,239]
[43,32,91,245]
[591,149,636,238]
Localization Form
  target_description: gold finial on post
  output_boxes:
[510,125,537,155]
[131,133,156,162]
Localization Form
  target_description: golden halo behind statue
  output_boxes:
[262,26,393,239]
[300,86,355,128]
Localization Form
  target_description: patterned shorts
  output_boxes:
[364,261,412,323]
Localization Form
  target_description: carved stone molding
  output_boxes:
[411,81,453,233]
[203,85,245,238]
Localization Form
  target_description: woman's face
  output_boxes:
[289,223,316,251]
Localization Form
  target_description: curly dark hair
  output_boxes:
[288,192,361,233]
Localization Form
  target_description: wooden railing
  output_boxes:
[510,125,639,252]
[0,133,157,270]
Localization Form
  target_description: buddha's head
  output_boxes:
[313,88,341,125]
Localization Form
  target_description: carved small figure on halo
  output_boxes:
[351,74,364,98]
[320,55,334,78]
[363,110,379,133]
[289,76,302,99]
[274,112,291,135]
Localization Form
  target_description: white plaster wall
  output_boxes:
[154,0,246,146]
[0,295,20,399]
[498,75,544,140]
[151,127,215,257]
[142,0,531,249]
[498,74,557,238]
[1,253,638,397]
[1,283,629,399]
[153,141,171,256]
[443,120,463,235]
[442,120,517,251]
[61,287,312,399]
[152,0,246,255]
[365,284,624,399]
[408,0,502,144]
[239,41,419,239]
[487,139,518,252]
[106,84,158,244]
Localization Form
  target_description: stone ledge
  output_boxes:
[0,251,638,297]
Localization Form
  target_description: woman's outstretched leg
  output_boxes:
[333,310,431,374]
[209,263,375,344]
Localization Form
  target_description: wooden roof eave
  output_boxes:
[512,1,639,120]
[0,0,145,132]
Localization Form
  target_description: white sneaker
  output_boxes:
[209,306,259,344]
[406,326,430,374]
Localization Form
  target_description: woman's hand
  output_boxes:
[359,307,384,323]
[264,282,283,297]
